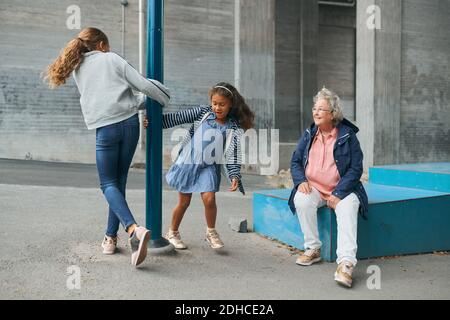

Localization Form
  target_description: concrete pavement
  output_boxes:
[0,159,449,299]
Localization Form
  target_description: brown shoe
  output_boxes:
[296,248,322,266]
[129,226,151,267]
[334,261,354,288]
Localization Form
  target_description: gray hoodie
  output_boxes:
[73,51,170,130]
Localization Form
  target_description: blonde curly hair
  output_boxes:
[44,28,109,88]
[313,87,344,126]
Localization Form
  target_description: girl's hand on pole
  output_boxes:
[229,179,238,192]
[143,117,148,129]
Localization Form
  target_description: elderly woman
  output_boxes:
[288,87,368,288]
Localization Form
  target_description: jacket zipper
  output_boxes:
[304,129,311,168]
[336,133,350,144]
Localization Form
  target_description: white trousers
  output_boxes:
[294,187,360,266]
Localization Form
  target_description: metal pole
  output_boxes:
[138,0,146,150]
[139,0,145,74]
[234,0,240,90]
[146,0,173,251]
[120,0,128,57]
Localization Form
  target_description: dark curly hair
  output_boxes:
[208,82,255,131]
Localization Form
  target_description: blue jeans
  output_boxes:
[96,114,139,237]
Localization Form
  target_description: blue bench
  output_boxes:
[253,163,450,262]
[369,162,450,193]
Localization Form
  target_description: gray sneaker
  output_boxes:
[129,226,151,267]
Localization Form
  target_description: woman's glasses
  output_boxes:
[312,107,332,113]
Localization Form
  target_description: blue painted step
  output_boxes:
[253,184,450,262]
[369,162,450,192]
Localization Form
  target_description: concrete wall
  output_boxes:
[1,0,448,169]
[400,0,450,163]
[373,0,402,166]
[274,0,319,171]
[0,0,237,165]
[239,0,275,131]
[162,0,235,167]
[356,0,376,168]
[0,0,276,171]
[275,0,301,143]
[318,4,356,121]
[357,0,402,167]
[0,0,141,163]
[357,0,449,167]
[273,1,356,171]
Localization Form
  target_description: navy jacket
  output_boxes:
[288,119,368,218]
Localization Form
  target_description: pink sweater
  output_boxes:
[305,128,340,200]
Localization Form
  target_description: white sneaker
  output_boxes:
[101,235,117,255]
[165,230,187,250]
[129,226,151,267]
[206,229,224,249]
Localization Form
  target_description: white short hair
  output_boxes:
[314,87,344,126]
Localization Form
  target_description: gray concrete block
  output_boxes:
[228,217,248,233]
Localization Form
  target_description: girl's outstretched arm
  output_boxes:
[162,106,206,129]
[118,54,171,107]
[143,106,208,129]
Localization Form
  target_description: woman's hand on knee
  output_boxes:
[327,195,341,210]
[298,181,312,194]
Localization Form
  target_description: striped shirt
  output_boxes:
[163,105,245,195]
